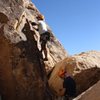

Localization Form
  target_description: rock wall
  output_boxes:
[0,0,67,100]
[74,81,100,100]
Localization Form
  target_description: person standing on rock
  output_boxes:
[59,70,76,100]
[31,15,51,61]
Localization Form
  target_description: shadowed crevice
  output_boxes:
[0,12,9,23]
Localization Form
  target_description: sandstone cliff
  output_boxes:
[0,0,67,100]
[1,0,100,100]
[49,51,100,97]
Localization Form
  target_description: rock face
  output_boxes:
[0,0,67,100]
[49,51,100,96]
[74,81,100,100]
[45,36,68,72]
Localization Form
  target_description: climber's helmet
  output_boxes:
[37,14,44,20]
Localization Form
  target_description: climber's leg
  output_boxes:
[41,41,48,61]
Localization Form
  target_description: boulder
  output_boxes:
[74,81,100,100]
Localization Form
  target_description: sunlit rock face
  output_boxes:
[0,0,68,100]
[49,51,100,96]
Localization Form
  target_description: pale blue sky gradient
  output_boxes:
[32,0,100,55]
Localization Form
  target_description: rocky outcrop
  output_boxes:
[45,36,67,72]
[0,0,67,100]
[49,51,100,96]
[74,81,100,100]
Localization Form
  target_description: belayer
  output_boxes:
[58,70,76,100]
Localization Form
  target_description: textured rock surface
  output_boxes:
[74,81,100,100]
[49,51,100,96]
[0,0,67,100]
[45,36,68,72]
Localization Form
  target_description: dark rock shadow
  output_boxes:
[15,21,45,80]
[74,67,100,95]
[0,12,9,23]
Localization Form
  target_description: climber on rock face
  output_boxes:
[31,14,50,61]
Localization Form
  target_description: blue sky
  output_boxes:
[32,0,100,55]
